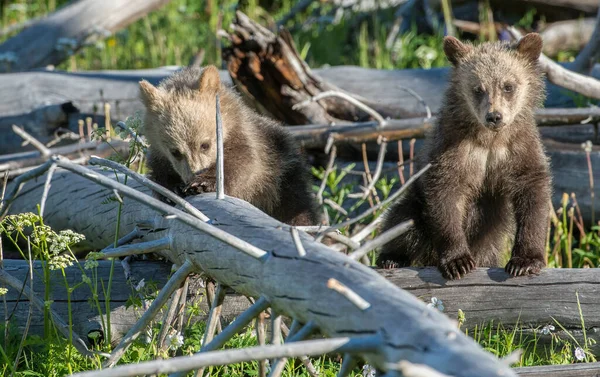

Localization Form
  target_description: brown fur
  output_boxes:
[377,33,552,279]
[139,65,321,226]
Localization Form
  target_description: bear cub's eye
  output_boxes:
[503,83,514,93]
[473,86,484,95]
[171,149,183,160]
[200,143,210,151]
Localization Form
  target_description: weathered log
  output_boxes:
[0,0,172,73]
[514,363,600,376]
[0,259,250,346]
[2,65,600,154]
[540,18,596,57]
[289,108,600,148]
[2,259,598,356]
[2,165,517,375]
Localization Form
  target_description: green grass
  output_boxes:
[1,1,600,375]
[0,0,448,71]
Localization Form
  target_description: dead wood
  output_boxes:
[540,18,596,57]
[2,165,516,375]
[2,259,598,355]
[222,11,401,125]
[515,363,600,376]
[2,62,600,153]
[0,0,172,73]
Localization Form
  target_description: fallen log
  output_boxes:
[289,108,600,149]
[1,164,516,375]
[540,18,596,57]
[2,259,598,356]
[0,0,172,73]
[515,363,600,376]
[2,66,600,154]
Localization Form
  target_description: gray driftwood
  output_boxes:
[2,259,598,355]
[514,363,600,376]
[1,65,600,154]
[3,166,517,376]
[0,0,172,73]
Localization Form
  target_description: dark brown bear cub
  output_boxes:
[139,65,321,226]
[377,33,551,279]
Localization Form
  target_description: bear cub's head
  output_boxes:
[139,66,224,183]
[443,33,544,131]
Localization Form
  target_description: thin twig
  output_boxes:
[39,163,57,218]
[290,227,307,257]
[99,237,171,259]
[185,296,271,371]
[348,220,413,261]
[319,163,431,234]
[73,336,382,377]
[104,260,195,367]
[196,283,226,377]
[337,354,358,377]
[397,140,405,185]
[327,279,370,310]
[409,139,416,177]
[278,320,319,377]
[317,146,337,204]
[268,321,318,377]
[350,215,383,244]
[0,159,55,216]
[256,312,267,377]
[215,94,225,200]
[293,90,388,126]
[361,137,388,200]
[397,86,432,120]
[89,156,210,222]
[324,198,348,216]
[11,125,51,156]
[158,284,185,351]
[361,143,376,207]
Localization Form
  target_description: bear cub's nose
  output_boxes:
[485,111,503,125]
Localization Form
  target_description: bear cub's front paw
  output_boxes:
[505,257,545,277]
[439,252,476,280]
[184,176,217,195]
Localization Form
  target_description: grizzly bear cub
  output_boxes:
[139,65,321,226]
[377,33,551,279]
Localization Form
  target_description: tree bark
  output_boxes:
[2,259,598,355]
[1,65,600,154]
[1,166,518,376]
[0,0,172,73]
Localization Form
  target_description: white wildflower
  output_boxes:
[49,253,75,270]
[581,140,593,153]
[0,288,8,296]
[574,347,586,361]
[540,324,555,335]
[427,297,444,312]
[166,331,184,350]
[362,364,376,377]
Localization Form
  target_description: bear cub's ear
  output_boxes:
[515,33,543,62]
[139,80,164,109]
[198,65,221,92]
[443,36,473,66]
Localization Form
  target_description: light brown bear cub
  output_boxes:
[139,65,321,226]
[377,33,551,279]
